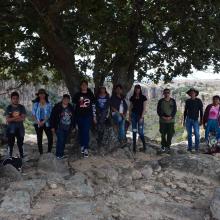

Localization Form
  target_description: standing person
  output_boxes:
[72,80,96,158]
[110,84,128,145]
[32,89,53,155]
[50,94,75,159]
[203,95,220,145]
[129,84,147,153]
[157,88,177,153]
[183,88,203,153]
[96,86,110,145]
[5,92,26,158]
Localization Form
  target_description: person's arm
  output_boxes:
[203,105,209,127]
[157,99,162,117]
[199,100,204,124]
[14,106,26,122]
[50,105,57,132]
[32,103,39,124]
[129,101,133,121]
[91,93,97,123]
[141,100,147,119]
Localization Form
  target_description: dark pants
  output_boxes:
[159,122,175,148]
[34,124,53,154]
[56,128,69,157]
[76,116,92,150]
[7,128,24,158]
[97,110,108,144]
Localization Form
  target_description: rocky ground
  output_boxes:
[0,128,220,220]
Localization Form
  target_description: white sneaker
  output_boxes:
[81,146,85,154]
[84,149,89,158]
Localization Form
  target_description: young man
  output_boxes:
[183,88,203,152]
[110,84,128,145]
[50,94,75,159]
[157,88,177,153]
[5,91,26,158]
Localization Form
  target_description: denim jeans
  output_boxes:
[205,119,220,142]
[56,128,69,157]
[186,118,200,150]
[112,112,126,141]
[131,112,144,137]
[76,116,92,150]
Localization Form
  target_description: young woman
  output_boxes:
[32,89,53,155]
[110,84,128,144]
[50,94,75,159]
[72,80,96,158]
[203,95,220,145]
[129,85,147,153]
[96,86,110,145]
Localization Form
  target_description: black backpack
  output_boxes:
[2,157,22,171]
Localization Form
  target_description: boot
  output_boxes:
[133,132,137,153]
[140,135,146,152]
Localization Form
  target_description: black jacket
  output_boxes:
[110,95,128,114]
[50,102,75,131]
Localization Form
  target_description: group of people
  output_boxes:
[4,81,220,161]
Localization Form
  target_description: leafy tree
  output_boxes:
[1,0,220,96]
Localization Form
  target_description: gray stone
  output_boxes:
[37,153,69,176]
[64,172,94,198]
[9,179,46,200]
[0,164,22,182]
[159,154,220,180]
[0,190,31,215]
[141,166,153,180]
[210,187,220,220]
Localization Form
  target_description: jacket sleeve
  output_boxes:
[157,99,162,117]
[171,99,177,118]
[203,104,209,126]
[199,100,204,122]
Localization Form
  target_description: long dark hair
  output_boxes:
[132,84,143,98]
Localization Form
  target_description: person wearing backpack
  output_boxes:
[203,95,220,145]
[157,88,177,153]
[5,91,26,158]
[32,89,53,155]
[50,94,75,159]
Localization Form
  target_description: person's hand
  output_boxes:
[93,117,97,124]
[139,117,144,123]
[162,116,167,120]
[51,128,55,134]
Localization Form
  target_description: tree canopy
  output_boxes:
[1,0,220,96]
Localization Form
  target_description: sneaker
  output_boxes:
[166,147,171,154]
[187,148,192,153]
[84,149,89,158]
[81,146,85,154]
[56,156,64,160]
[161,146,166,152]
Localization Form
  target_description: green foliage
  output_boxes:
[0,0,220,89]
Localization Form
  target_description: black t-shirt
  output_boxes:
[59,107,72,130]
[130,95,147,117]
[184,98,203,121]
[73,91,95,117]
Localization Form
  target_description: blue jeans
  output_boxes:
[56,128,69,157]
[205,119,220,141]
[76,116,92,150]
[112,112,126,141]
[186,118,200,150]
[131,112,144,138]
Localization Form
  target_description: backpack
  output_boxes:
[2,157,22,171]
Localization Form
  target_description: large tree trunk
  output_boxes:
[31,0,81,97]
[40,32,81,97]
